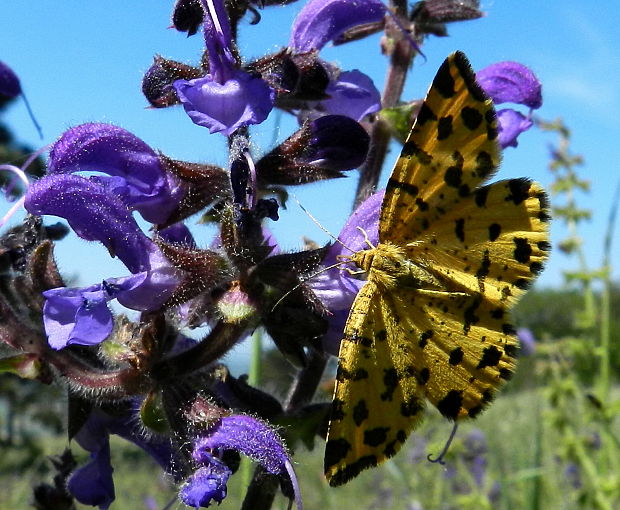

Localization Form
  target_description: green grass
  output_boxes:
[2,380,615,510]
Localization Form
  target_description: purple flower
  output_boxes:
[173,0,275,135]
[477,62,542,148]
[516,327,536,356]
[25,174,181,349]
[175,71,274,135]
[319,70,381,122]
[311,190,383,355]
[68,407,176,509]
[289,0,387,53]
[0,60,21,99]
[42,284,113,350]
[180,454,230,508]
[47,123,185,224]
[186,415,302,509]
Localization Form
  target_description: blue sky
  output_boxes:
[2,0,620,293]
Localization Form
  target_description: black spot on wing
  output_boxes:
[364,427,390,447]
[474,186,490,207]
[455,218,465,242]
[352,399,369,426]
[506,178,531,205]
[437,115,453,140]
[513,238,532,263]
[476,345,502,369]
[433,56,456,98]
[381,368,399,401]
[401,395,424,417]
[461,106,482,130]
[325,438,351,469]
[387,178,419,198]
[475,151,495,178]
[416,102,437,126]
[330,398,346,421]
[437,389,463,419]
[488,223,501,241]
[419,330,433,348]
[449,347,464,365]
[444,151,464,188]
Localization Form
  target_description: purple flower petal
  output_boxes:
[201,0,235,80]
[477,61,542,109]
[320,70,381,121]
[47,123,184,224]
[312,189,383,310]
[25,174,155,273]
[516,327,536,356]
[0,60,21,98]
[194,415,289,476]
[159,222,197,248]
[496,109,533,149]
[180,456,230,508]
[174,71,275,135]
[42,284,113,350]
[310,190,383,355]
[67,440,115,510]
[290,0,387,53]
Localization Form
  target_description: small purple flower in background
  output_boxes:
[477,61,542,148]
[182,414,302,509]
[173,0,275,135]
[517,327,537,356]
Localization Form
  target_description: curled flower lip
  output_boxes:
[477,61,542,148]
[47,122,184,224]
[289,0,387,53]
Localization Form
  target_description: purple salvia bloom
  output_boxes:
[180,455,230,508]
[25,174,155,273]
[68,407,177,509]
[0,60,21,98]
[42,284,113,350]
[495,109,533,149]
[311,189,383,354]
[158,222,198,248]
[174,72,275,135]
[192,415,302,509]
[173,0,275,135]
[320,70,381,121]
[476,62,542,109]
[477,61,542,148]
[25,174,181,348]
[47,123,185,224]
[290,0,387,53]
[195,415,288,475]
[67,440,115,510]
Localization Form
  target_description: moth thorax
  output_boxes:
[350,249,375,272]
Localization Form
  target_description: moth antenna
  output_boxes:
[427,422,459,465]
[293,195,356,253]
[270,260,347,313]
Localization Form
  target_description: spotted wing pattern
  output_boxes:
[324,51,549,486]
[325,280,425,486]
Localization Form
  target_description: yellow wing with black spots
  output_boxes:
[380,51,501,245]
[324,51,550,487]
[387,288,518,420]
[407,178,550,306]
[325,280,425,486]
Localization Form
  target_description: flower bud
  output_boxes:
[256,115,369,185]
[142,55,202,108]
